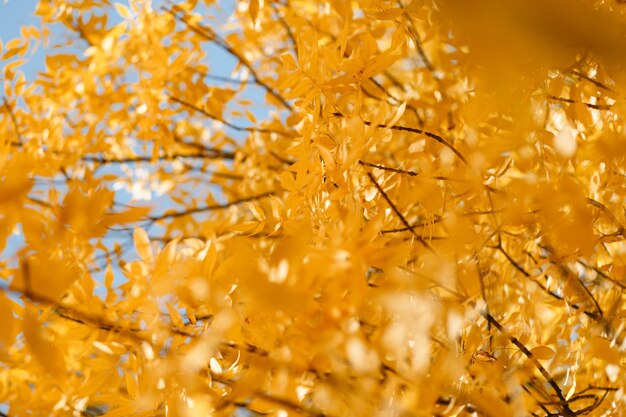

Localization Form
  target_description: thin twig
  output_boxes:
[481,311,575,416]
[168,95,294,137]
[366,172,433,251]
[358,160,419,176]
[149,191,274,221]
[334,112,467,164]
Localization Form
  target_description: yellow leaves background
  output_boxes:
[3,0,626,416]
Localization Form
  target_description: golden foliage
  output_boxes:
[2,0,626,416]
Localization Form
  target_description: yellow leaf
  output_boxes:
[23,308,66,380]
[103,206,151,227]
[2,39,25,60]
[361,49,403,80]
[587,337,620,364]
[114,2,132,19]
[246,202,266,221]
[388,101,407,127]
[4,38,21,50]
[530,346,555,360]
[133,227,153,262]
[281,52,297,70]
[152,239,179,296]
[0,170,32,205]
[0,293,16,348]
[20,25,39,39]
[372,8,403,20]
[572,101,593,126]
[248,397,279,414]
[200,240,217,273]
[3,59,25,77]
[125,372,140,400]
[249,0,260,24]
[16,255,80,301]
[228,220,264,235]
[566,379,577,401]
[166,302,185,328]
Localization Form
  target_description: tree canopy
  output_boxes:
[2,0,626,416]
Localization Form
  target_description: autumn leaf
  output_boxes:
[0,293,16,348]
[23,307,66,381]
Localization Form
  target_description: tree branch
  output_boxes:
[148,191,274,221]
[366,171,433,250]
[165,4,293,111]
[168,95,294,138]
[334,112,467,164]
[481,311,575,416]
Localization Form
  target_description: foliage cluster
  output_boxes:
[2,1,626,416]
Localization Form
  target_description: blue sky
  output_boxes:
[0,1,38,40]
